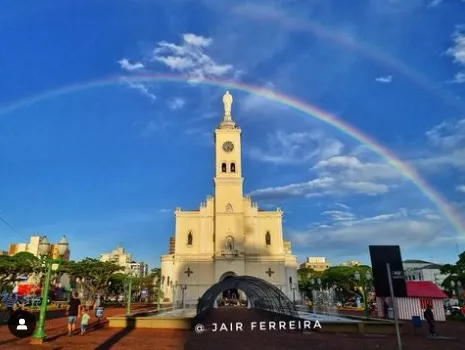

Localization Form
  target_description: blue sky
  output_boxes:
[1,0,465,268]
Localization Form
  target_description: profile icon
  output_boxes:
[17,318,28,330]
[8,310,36,338]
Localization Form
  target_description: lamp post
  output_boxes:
[310,278,321,289]
[171,281,178,309]
[458,281,463,305]
[126,272,134,316]
[354,270,372,318]
[291,283,297,304]
[310,278,321,307]
[31,236,69,345]
[179,283,187,309]
[157,277,163,311]
[450,280,462,303]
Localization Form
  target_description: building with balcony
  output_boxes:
[8,235,70,260]
[300,257,331,272]
[100,246,147,276]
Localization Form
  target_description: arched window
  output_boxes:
[167,276,170,286]
[230,162,236,172]
[265,231,271,246]
[225,203,233,213]
[221,163,227,172]
[187,231,193,245]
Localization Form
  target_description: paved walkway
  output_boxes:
[0,306,464,349]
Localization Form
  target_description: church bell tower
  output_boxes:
[214,91,244,213]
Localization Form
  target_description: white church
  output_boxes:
[160,91,299,306]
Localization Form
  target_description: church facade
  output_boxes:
[160,91,299,305]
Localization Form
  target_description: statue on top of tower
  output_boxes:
[223,90,233,119]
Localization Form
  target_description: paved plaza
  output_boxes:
[0,306,464,349]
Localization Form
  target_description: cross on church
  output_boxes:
[184,267,193,278]
[265,267,275,277]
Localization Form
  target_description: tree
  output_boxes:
[0,252,40,291]
[297,265,373,302]
[440,251,465,291]
[108,273,126,298]
[131,275,155,301]
[297,267,321,299]
[150,267,164,303]
[60,258,122,303]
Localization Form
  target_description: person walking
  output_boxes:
[383,300,389,319]
[424,304,436,337]
[3,293,21,322]
[66,291,81,336]
[80,307,90,335]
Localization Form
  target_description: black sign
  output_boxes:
[369,245,407,298]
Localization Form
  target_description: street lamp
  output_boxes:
[354,270,372,318]
[290,283,297,304]
[310,278,321,289]
[179,283,187,309]
[173,281,178,309]
[156,276,162,311]
[458,281,463,305]
[126,272,135,316]
[31,236,69,345]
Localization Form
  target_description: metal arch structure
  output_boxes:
[195,275,298,319]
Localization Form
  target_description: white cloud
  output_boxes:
[118,58,145,71]
[452,72,465,84]
[375,75,393,83]
[121,80,157,101]
[168,98,185,110]
[415,118,465,171]
[446,26,465,84]
[152,33,234,80]
[425,118,465,149]
[457,185,465,193]
[249,152,403,200]
[313,155,402,181]
[288,208,452,254]
[335,202,351,210]
[322,210,356,221]
[247,130,344,165]
[239,81,284,114]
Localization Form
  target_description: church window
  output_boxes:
[167,276,170,286]
[187,231,193,246]
[230,162,236,172]
[225,203,233,213]
[265,231,271,246]
[221,163,227,172]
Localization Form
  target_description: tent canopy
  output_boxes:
[196,275,298,317]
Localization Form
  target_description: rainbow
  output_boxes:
[233,4,464,112]
[0,73,464,236]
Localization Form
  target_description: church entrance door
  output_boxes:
[222,275,238,299]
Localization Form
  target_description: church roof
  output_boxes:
[403,259,432,264]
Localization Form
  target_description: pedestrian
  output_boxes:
[3,293,21,322]
[383,300,389,319]
[423,303,436,337]
[80,307,90,335]
[66,291,81,336]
